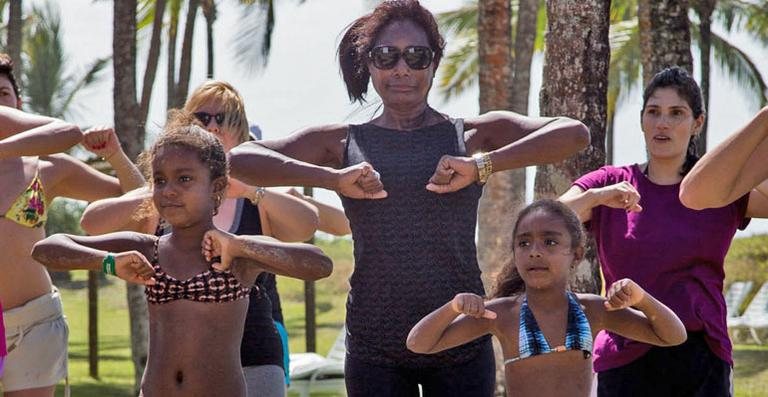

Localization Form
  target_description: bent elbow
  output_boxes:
[30,239,55,267]
[678,188,707,211]
[570,120,591,149]
[307,254,333,281]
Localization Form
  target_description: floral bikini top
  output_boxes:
[3,163,47,228]
[504,292,593,365]
[144,237,251,304]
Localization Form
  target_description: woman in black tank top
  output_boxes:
[230,2,589,396]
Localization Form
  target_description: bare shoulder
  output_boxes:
[486,295,521,320]
[575,293,607,329]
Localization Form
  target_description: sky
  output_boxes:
[40,0,768,236]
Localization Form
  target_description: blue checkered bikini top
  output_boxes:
[504,291,593,365]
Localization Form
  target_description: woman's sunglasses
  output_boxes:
[193,111,226,127]
[368,46,434,70]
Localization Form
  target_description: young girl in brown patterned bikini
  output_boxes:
[31,112,333,397]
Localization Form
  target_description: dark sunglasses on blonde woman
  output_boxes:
[368,46,434,70]
[193,112,226,127]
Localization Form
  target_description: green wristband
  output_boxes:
[102,253,116,276]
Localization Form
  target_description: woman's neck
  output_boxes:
[643,155,685,185]
[376,103,438,130]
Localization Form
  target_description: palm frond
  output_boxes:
[607,22,641,116]
[437,37,478,101]
[231,0,275,74]
[437,3,477,38]
[697,27,768,108]
[23,2,66,116]
[56,57,110,118]
[610,0,638,23]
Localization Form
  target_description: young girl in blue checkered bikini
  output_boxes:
[407,199,686,397]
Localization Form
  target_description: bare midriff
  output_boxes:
[0,221,53,309]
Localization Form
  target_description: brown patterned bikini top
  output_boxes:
[144,237,251,304]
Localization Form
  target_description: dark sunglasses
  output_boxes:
[193,111,226,127]
[368,46,434,70]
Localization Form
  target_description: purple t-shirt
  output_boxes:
[574,164,750,371]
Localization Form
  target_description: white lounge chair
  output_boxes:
[724,281,754,318]
[287,328,347,397]
[728,282,768,344]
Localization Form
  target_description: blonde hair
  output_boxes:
[184,80,250,144]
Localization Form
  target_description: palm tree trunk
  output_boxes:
[7,0,23,77]
[171,0,200,108]
[510,0,538,115]
[202,0,216,79]
[477,1,517,394]
[167,1,179,110]
[114,1,149,393]
[140,0,167,122]
[638,0,693,85]
[535,0,610,294]
[693,0,715,154]
[477,0,516,290]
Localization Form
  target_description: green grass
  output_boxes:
[28,237,767,396]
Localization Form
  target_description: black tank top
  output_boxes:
[341,119,489,368]
[234,199,284,368]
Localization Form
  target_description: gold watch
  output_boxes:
[472,152,493,185]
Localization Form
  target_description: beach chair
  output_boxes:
[287,327,347,397]
[728,282,768,344]
[724,281,754,318]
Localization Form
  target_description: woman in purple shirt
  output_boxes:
[560,67,768,396]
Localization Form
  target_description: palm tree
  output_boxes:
[535,0,610,293]
[114,0,166,391]
[201,0,216,78]
[6,0,22,74]
[638,0,693,84]
[22,2,108,119]
[440,1,539,294]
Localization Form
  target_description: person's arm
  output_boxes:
[407,293,497,354]
[44,153,123,202]
[226,178,320,242]
[259,189,320,242]
[229,125,386,200]
[426,111,590,193]
[559,183,642,223]
[202,229,332,283]
[81,126,146,192]
[0,107,82,158]
[285,187,351,236]
[31,231,157,285]
[591,279,686,347]
[80,187,158,235]
[681,106,768,210]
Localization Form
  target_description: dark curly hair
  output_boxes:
[493,199,585,298]
[338,0,445,104]
[642,66,705,176]
[0,53,22,99]
[137,110,228,218]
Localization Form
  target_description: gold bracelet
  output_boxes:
[472,152,493,185]
[248,187,266,206]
